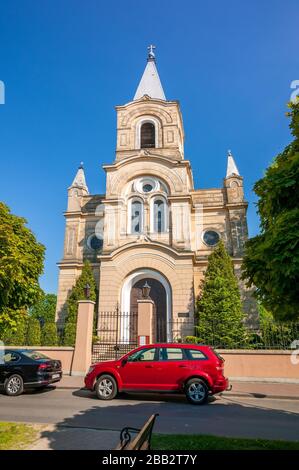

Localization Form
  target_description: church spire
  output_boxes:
[226,150,240,177]
[133,45,166,101]
[70,162,89,193]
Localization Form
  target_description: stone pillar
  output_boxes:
[71,300,95,376]
[137,299,154,345]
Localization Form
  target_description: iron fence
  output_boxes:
[191,319,299,350]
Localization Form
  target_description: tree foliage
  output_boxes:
[41,322,58,346]
[64,261,97,345]
[0,202,45,332]
[242,101,299,321]
[26,318,41,346]
[66,261,97,324]
[29,293,57,323]
[195,240,246,347]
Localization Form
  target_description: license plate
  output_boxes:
[52,373,60,379]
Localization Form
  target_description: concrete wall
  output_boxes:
[218,350,299,382]
[9,346,74,375]
[7,347,298,381]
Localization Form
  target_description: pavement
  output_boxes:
[57,374,299,400]
[1,379,299,449]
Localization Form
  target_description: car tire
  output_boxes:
[4,374,24,397]
[95,374,117,400]
[185,378,209,405]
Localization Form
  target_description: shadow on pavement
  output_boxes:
[34,392,299,450]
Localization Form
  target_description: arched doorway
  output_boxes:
[120,269,172,343]
[130,278,167,342]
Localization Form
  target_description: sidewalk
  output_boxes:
[57,375,299,400]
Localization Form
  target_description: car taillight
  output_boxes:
[216,363,224,371]
[38,363,48,371]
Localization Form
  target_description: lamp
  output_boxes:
[141,281,151,299]
[84,283,91,299]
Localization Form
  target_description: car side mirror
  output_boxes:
[121,358,128,367]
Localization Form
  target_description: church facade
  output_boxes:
[56,47,252,341]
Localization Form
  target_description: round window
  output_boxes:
[89,235,103,251]
[142,183,153,193]
[203,230,220,247]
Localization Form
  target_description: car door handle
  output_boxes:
[179,365,187,368]
[145,365,153,368]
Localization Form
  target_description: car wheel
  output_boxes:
[185,378,209,405]
[5,374,24,396]
[95,375,117,400]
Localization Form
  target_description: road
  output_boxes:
[1,386,299,447]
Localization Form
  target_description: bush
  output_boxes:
[1,320,27,346]
[26,318,41,346]
[41,322,58,346]
[63,323,76,346]
[92,335,99,345]
[185,336,199,344]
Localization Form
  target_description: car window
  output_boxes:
[160,348,185,361]
[127,348,157,362]
[187,349,207,360]
[22,351,50,361]
[2,352,21,363]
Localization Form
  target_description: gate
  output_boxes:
[92,309,195,361]
[92,309,138,362]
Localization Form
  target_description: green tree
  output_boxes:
[0,202,45,333]
[1,315,27,346]
[26,318,41,346]
[63,323,77,347]
[64,261,97,345]
[41,322,58,346]
[196,240,246,347]
[66,261,97,324]
[242,101,299,321]
[29,293,57,323]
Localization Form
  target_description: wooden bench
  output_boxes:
[115,413,159,450]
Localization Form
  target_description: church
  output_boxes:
[55,46,252,344]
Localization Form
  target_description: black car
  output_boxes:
[0,349,62,396]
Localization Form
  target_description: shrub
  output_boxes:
[26,318,41,346]
[63,323,76,347]
[41,322,58,346]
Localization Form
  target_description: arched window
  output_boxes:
[140,122,155,148]
[131,200,143,234]
[154,199,166,233]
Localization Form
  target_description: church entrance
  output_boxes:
[130,278,167,342]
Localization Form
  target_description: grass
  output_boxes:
[152,434,299,450]
[0,422,39,450]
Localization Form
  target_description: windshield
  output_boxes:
[22,351,50,361]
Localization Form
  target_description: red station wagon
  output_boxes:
[84,343,229,405]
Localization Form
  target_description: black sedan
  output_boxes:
[0,349,62,396]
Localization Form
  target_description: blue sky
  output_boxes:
[0,0,298,293]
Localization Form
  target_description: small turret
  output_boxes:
[224,150,244,203]
[67,162,89,212]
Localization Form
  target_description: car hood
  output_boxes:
[92,360,118,367]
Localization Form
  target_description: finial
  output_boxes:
[147,44,156,61]
[79,161,84,169]
[228,149,232,157]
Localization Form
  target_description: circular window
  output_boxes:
[89,235,103,251]
[135,177,158,194]
[203,230,220,247]
[142,183,153,193]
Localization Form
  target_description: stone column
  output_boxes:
[137,299,154,345]
[71,300,95,376]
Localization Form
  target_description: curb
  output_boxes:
[220,392,299,401]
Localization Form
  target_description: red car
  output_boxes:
[84,343,229,405]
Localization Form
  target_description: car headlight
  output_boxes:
[87,366,95,374]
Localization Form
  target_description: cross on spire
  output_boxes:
[147,44,156,61]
